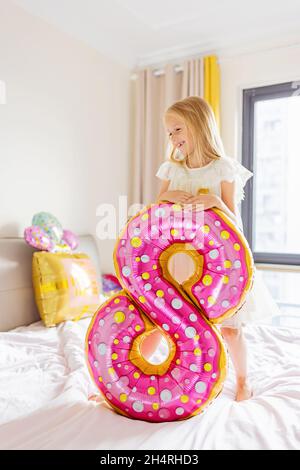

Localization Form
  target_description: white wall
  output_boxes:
[2,0,299,275]
[220,44,300,160]
[0,0,130,272]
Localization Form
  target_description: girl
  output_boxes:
[150,96,280,402]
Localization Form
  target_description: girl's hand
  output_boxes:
[185,193,219,211]
[186,193,238,226]
[160,190,194,204]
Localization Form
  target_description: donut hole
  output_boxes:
[168,251,196,285]
[140,330,170,365]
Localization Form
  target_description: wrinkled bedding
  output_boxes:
[0,317,299,450]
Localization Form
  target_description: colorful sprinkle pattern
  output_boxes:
[86,203,254,422]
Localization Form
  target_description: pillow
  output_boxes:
[32,252,100,327]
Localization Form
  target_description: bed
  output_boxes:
[0,237,299,450]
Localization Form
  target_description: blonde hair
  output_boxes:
[164,96,225,167]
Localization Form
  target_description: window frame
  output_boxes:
[242,80,300,265]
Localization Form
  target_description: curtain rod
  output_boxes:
[130,64,184,80]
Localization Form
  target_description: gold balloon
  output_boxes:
[32,252,100,327]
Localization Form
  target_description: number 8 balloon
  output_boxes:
[86,203,254,422]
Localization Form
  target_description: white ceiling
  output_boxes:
[11,0,300,69]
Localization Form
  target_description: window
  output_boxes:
[242,81,300,265]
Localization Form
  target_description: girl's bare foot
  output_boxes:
[235,382,253,401]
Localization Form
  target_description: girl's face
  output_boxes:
[165,115,194,158]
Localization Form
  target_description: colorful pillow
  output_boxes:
[32,252,100,327]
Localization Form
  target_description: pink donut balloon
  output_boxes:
[86,203,254,422]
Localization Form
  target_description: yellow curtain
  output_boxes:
[204,55,221,131]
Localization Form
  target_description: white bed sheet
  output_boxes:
[0,314,299,450]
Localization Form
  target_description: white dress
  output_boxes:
[155,156,281,328]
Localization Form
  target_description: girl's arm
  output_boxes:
[219,180,238,224]
[155,180,193,204]
[156,180,238,226]
[188,181,238,225]
[156,180,171,203]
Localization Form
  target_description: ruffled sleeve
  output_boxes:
[216,156,253,204]
[155,161,175,180]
